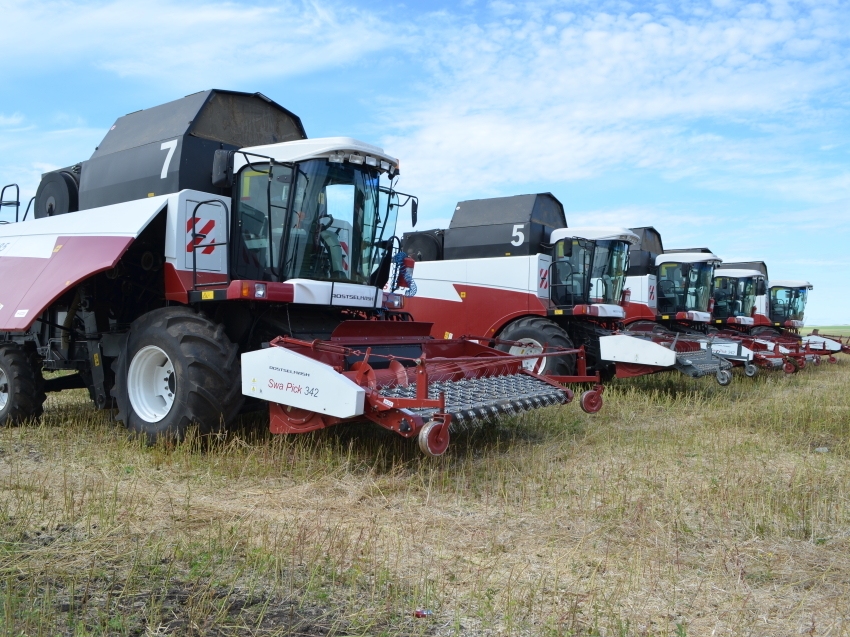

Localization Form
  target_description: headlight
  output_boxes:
[254,283,267,298]
[365,156,377,167]
[349,154,365,165]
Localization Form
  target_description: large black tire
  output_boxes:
[112,307,243,442]
[496,317,576,376]
[0,343,46,426]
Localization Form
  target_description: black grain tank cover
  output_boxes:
[78,90,306,210]
[626,226,664,277]
[443,193,566,260]
[717,261,768,277]
[401,229,444,262]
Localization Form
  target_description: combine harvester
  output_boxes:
[0,90,584,456]
[401,195,737,390]
[712,262,843,370]
[619,229,752,384]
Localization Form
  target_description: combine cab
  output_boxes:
[0,91,578,455]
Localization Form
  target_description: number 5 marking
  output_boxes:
[511,224,525,246]
[160,139,178,179]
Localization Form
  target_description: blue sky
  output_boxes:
[1,0,848,323]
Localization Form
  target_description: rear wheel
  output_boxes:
[112,307,243,442]
[716,369,732,386]
[0,343,46,426]
[744,363,758,377]
[496,317,576,376]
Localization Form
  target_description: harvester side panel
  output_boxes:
[0,196,169,331]
[405,255,550,338]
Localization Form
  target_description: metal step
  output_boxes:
[380,373,568,424]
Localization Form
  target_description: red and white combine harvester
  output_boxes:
[618,230,753,384]
[401,195,740,390]
[0,90,584,456]
[711,262,843,371]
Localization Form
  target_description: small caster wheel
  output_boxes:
[783,361,797,374]
[716,369,732,386]
[418,420,450,457]
[813,355,821,366]
[798,359,806,369]
[829,355,837,364]
[744,363,758,378]
[579,389,603,413]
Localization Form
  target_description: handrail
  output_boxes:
[0,184,20,223]
[190,199,230,291]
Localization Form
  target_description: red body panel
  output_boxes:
[405,284,547,338]
[0,235,133,331]
[622,300,657,323]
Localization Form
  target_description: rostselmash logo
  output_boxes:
[333,293,373,301]
[269,366,309,377]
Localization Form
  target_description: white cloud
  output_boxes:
[380,2,850,218]
[0,113,24,127]
[0,0,403,87]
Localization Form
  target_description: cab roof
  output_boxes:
[769,280,813,289]
[550,227,639,245]
[655,251,721,266]
[234,137,398,172]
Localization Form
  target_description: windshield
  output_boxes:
[233,159,392,284]
[713,276,757,319]
[657,261,715,314]
[770,287,808,322]
[589,240,629,304]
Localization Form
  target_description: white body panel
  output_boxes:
[701,340,754,361]
[687,311,711,323]
[728,316,755,326]
[594,304,626,318]
[803,335,842,352]
[287,279,383,308]
[0,194,169,252]
[163,189,230,275]
[413,255,549,298]
[598,334,677,367]
[625,274,657,309]
[241,347,365,418]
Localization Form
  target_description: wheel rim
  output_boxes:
[508,339,544,373]
[0,368,8,411]
[127,345,176,423]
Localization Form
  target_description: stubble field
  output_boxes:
[1,360,848,636]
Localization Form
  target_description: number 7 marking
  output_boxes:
[160,139,178,179]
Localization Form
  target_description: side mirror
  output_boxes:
[411,199,418,227]
[212,150,235,188]
[756,279,766,296]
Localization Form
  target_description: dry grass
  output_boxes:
[1,361,849,636]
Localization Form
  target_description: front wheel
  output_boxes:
[496,317,576,376]
[0,344,46,426]
[112,307,243,442]
[716,369,732,386]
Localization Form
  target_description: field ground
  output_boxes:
[1,361,849,636]
[803,326,850,337]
